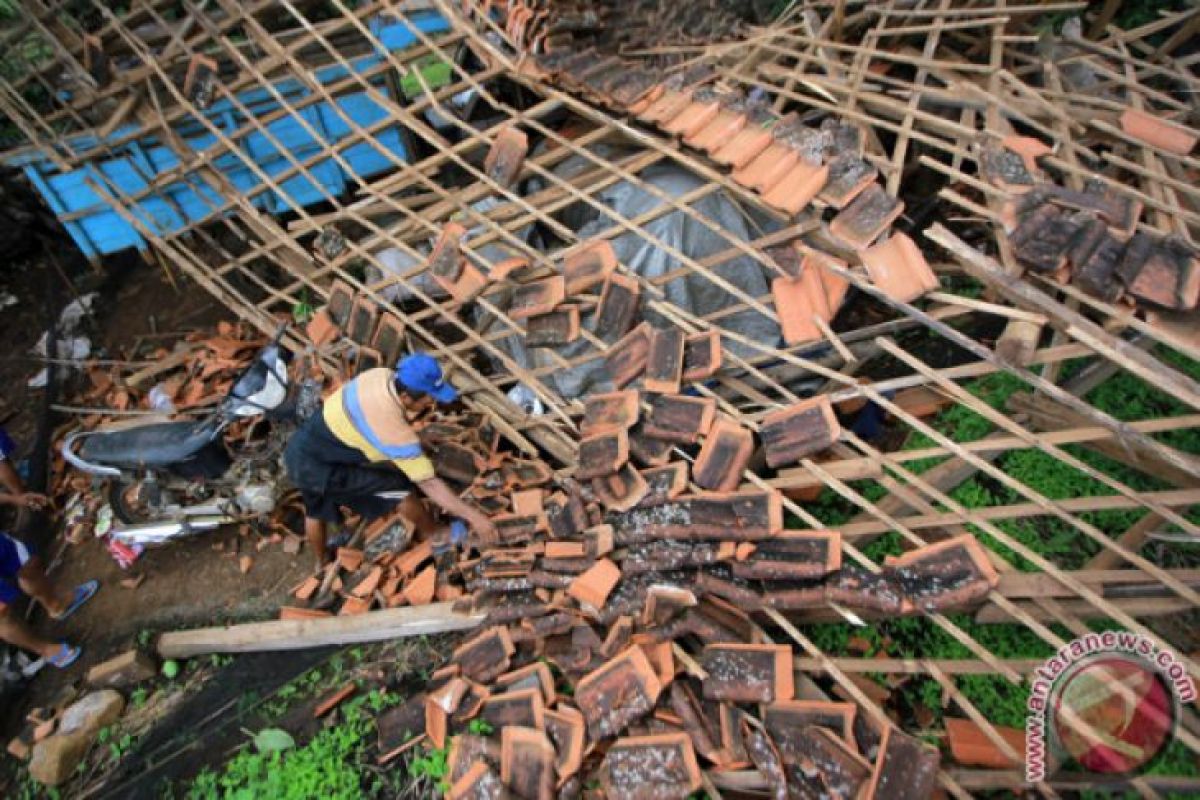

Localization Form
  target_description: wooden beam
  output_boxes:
[156,601,485,658]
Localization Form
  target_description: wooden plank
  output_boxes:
[156,601,485,658]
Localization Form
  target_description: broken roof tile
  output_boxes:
[326,279,356,328]
[681,330,722,382]
[484,126,529,188]
[788,725,874,798]
[1119,108,1198,155]
[481,687,545,732]
[643,326,685,394]
[592,463,650,512]
[829,184,904,250]
[609,490,783,542]
[639,463,689,507]
[605,321,652,388]
[574,645,664,739]
[500,726,556,800]
[701,643,794,704]
[430,222,467,283]
[543,706,586,779]
[731,530,841,580]
[887,533,999,612]
[643,394,717,444]
[509,276,566,320]
[865,725,940,800]
[741,718,789,800]
[525,306,581,347]
[305,309,339,347]
[764,700,857,758]
[577,429,630,480]
[819,155,878,208]
[568,557,622,609]
[496,662,556,706]
[825,566,904,613]
[944,717,1024,768]
[562,239,618,295]
[453,626,516,684]
[692,417,754,492]
[760,396,841,468]
[1117,233,1200,310]
[859,231,938,303]
[594,273,641,344]
[346,296,379,345]
[580,389,640,437]
[601,732,702,800]
[447,761,507,800]
[761,160,830,216]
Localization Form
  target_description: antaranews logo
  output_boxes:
[1026,631,1196,783]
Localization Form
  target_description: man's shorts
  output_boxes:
[0,532,32,605]
[0,427,15,462]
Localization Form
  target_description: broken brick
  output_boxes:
[581,390,640,437]
[500,726,555,800]
[600,733,702,800]
[760,396,841,468]
[574,645,663,739]
[643,394,717,444]
[525,306,580,347]
[692,417,753,492]
[829,184,904,250]
[562,239,618,295]
[305,309,339,347]
[701,644,794,703]
[484,126,529,188]
[643,326,685,394]
[453,627,516,684]
[605,322,652,388]
[859,232,939,303]
[593,274,641,344]
[577,429,629,480]
[430,223,467,282]
[568,557,621,609]
[509,276,566,320]
[402,565,437,606]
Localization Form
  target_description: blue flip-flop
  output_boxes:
[53,580,99,622]
[48,642,81,669]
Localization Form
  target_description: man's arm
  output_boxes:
[0,460,46,509]
[417,476,497,545]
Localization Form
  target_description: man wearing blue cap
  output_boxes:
[285,353,497,568]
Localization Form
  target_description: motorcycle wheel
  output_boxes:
[108,480,155,525]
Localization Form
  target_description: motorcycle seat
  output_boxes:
[78,420,219,468]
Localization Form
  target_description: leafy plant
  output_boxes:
[466,718,494,736]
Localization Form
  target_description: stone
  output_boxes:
[59,689,125,736]
[87,650,158,689]
[29,730,91,786]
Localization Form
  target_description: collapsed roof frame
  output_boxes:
[2,0,1200,794]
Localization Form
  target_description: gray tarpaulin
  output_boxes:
[494,157,782,399]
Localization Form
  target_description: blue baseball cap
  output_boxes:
[396,353,458,404]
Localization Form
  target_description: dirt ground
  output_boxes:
[0,256,311,731]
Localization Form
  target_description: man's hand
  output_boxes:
[17,492,49,510]
[466,510,498,546]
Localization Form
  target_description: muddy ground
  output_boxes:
[0,255,311,749]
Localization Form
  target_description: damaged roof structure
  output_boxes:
[3,0,1200,796]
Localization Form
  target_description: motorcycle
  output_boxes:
[62,328,313,547]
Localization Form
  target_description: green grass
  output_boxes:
[799,347,1200,764]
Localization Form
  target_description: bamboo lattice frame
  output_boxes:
[3,0,1200,794]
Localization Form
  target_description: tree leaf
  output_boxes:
[253,727,295,754]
